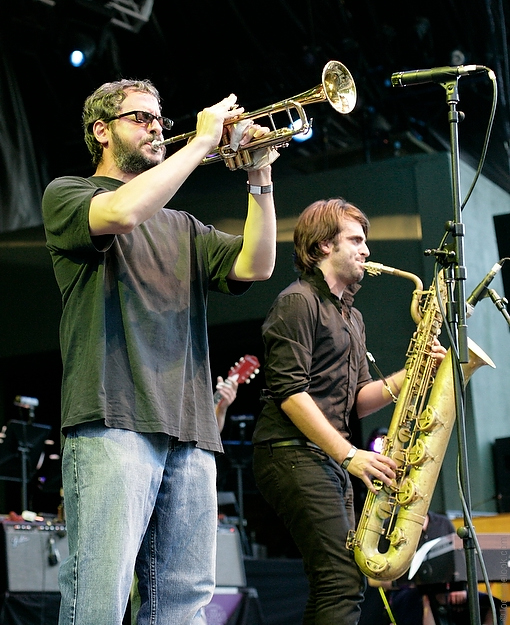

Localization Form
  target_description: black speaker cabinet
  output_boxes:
[493,437,510,513]
[0,521,68,592]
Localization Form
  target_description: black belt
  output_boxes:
[259,438,322,451]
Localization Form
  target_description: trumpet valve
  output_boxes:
[218,144,254,171]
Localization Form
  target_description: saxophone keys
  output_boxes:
[397,425,412,442]
[396,477,420,506]
[364,554,390,576]
[377,501,394,519]
[408,438,429,466]
[388,526,407,547]
[417,405,441,432]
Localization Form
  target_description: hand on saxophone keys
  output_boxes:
[430,337,447,367]
[345,448,397,494]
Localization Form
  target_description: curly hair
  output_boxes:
[293,197,370,273]
[83,79,162,166]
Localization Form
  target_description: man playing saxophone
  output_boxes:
[252,197,446,625]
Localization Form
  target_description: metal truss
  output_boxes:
[33,0,154,33]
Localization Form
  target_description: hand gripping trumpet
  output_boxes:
[346,262,495,581]
[151,60,357,170]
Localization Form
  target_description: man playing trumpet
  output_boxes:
[42,79,278,625]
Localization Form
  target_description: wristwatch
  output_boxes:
[247,182,273,194]
[341,445,358,469]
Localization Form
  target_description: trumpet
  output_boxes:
[151,60,357,170]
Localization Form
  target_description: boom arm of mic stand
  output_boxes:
[487,288,510,326]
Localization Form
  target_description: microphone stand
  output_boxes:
[429,77,481,625]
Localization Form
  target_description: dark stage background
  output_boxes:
[1,1,510,623]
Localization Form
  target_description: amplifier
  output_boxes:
[0,520,68,592]
[216,524,246,587]
[0,520,243,593]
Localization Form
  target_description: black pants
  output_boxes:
[253,444,365,625]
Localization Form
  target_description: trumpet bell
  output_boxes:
[285,60,357,115]
[322,60,357,114]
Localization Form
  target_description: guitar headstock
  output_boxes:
[227,354,260,385]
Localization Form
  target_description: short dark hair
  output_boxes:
[83,79,162,166]
[293,198,369,273]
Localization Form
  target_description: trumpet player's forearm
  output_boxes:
[89,135,220,236]
[228,166,276,281]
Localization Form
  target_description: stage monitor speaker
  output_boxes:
[216,524,246,588]
[0,520,68,592]
[492,437,510,512]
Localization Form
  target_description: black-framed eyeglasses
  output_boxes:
[105,110,174,131]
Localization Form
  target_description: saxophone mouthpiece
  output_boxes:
[363,262,397,276]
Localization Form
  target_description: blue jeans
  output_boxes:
[253,444,365,625]
[58,421,217,625]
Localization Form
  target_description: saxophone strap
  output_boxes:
[366,351,399,403]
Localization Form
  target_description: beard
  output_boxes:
[110,126,165,174]
[331,241,364,285]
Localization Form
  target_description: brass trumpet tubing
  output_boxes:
[152,99,308,150]
[150,60,356,170]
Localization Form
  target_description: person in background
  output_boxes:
[215,376,240,433]
[251,197,446,625]
[42,77,278,625]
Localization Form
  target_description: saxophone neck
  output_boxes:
[363,262,424,324]
[363,262,424,291]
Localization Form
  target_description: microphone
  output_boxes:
[48,536,61,567]
[466,261,504,316]
[391,64,486,87]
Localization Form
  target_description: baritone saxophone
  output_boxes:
[346,262,495,581]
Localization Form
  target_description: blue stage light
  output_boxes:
[69,49,86,68]
[290,119,313,143]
